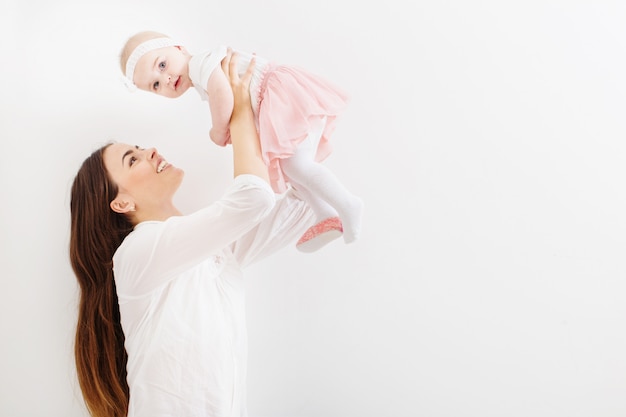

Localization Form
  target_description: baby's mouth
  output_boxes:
[174,77,180,89]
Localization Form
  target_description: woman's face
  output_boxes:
[103,143,184,213]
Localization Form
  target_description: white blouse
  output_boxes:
[113,175,314,417]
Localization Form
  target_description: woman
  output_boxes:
[69,50,314,417]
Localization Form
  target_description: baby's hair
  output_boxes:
[119,30,171,75]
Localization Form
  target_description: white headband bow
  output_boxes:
[123,37,178,91]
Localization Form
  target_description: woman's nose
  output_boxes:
[143,147,157,159]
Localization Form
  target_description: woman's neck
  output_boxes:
[132,204,182,225]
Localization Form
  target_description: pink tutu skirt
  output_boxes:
[256,64,350,193]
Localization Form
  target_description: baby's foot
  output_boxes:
[341,197,363,244]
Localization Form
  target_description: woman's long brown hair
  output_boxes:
[69,144,134,417]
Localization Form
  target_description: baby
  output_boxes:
[120,30,363,252]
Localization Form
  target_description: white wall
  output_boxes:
[2,1,626,416]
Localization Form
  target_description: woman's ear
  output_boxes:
[110,195,136,214]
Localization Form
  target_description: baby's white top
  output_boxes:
[188,46,269,116]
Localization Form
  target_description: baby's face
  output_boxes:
[132,46,193,98]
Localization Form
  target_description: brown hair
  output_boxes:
[69,143,134,417]
[119,30,171,75]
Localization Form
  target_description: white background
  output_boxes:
[2,1,626,416]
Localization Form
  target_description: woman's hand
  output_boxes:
[221,49,268,182]
[221,48,256,120]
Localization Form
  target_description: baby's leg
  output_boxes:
[289,177,338,221]
[281,119,363,244]
[289,179,343,252]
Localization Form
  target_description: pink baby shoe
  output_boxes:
[296,217,343,253]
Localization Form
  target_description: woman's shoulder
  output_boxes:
[114,221,163,258]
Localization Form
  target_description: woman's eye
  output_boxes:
[129,156,137,166]
[152,81,160,91]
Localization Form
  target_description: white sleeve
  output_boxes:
[188,46,228,101]
[230,187,316,267]
[113,175,275,296]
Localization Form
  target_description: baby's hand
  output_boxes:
[210,127,231,146]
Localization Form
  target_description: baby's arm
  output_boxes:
[206,58,235,146]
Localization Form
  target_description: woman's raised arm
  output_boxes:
[222,49,269,183]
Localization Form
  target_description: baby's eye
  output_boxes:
[152,81,160,91]
[158,61,166,70]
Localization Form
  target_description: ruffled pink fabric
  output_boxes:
[257,64,350,193]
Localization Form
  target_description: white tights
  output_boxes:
[280,117,363,243]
